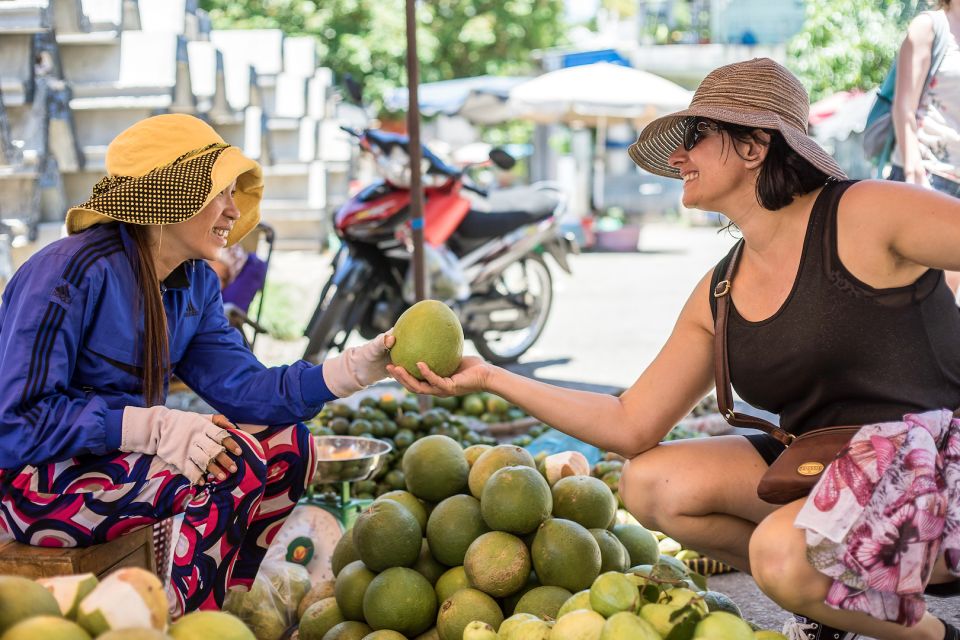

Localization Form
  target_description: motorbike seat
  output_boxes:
[458,186,560,239]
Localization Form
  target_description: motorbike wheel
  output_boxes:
[470,253,553,365]
[303,282,358,364]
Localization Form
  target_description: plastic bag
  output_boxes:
[224,559,311,640]
[263,504,343,584]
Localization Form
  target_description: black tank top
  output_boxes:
[709,180,960,435]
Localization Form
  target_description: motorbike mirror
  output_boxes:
[343,73,364,105]
[488,147,516,171]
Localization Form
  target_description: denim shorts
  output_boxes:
[888,165,960,197]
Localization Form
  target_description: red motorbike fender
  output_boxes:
[423,190,471,246]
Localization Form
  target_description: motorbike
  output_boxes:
[303,126,577,365]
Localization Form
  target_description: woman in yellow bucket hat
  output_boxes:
[0,114,393,614]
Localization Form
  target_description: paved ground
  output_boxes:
[250,222,958,631]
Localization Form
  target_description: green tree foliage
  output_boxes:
[786,0,927,102]
[198,0,567,112]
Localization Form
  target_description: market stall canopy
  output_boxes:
[508,62,693,126]
[384,75,528,125]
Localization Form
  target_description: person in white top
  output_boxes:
[893,0,960,291]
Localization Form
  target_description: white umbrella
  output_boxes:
[508,62,692,125]
[509,63,693,212]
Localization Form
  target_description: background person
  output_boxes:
[0,114,393,615]
[389,59,960,640]
[892,0,960,292]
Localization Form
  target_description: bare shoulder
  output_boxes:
[841,179,960,230]
[676,268,717,338]
[906,10,937,44]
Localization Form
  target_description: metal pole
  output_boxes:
[406,0,427,302]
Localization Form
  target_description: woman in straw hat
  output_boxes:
[389,59,960,640]
[0,114,394,615]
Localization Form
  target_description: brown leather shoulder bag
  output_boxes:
[713,241,859,504]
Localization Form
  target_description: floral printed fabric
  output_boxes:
[794,409,960,626]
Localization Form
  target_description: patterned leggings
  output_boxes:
[0,423,316,614]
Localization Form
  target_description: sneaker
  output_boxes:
[781,615,859,640]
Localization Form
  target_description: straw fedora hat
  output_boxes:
[66,114,263,247]
[628,58,846,181]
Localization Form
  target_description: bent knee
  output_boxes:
[619,450,681,530]
[749,512,821,610]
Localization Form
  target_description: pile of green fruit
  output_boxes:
[307,393,550,500]
[0,567,255,640]
[297,437,781,640]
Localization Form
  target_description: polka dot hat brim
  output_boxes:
[66,142,263,247]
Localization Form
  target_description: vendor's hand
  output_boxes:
[387,356,491,397]
[322,331,396,397]
[200,416,244,486]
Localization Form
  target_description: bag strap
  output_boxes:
[713,240,795,446]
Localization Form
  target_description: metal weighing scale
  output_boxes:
[305,435,394,530]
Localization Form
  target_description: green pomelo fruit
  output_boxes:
[299,598,345,640]
[299,580,336,620]
[413,539,448,585]
[375,490,428,533]
[531,518,601,593]
[514,585,572,621]
[556,589,592,618]
[464,444,492,468]
[413,627,439,640]
[462,620,498,640]
[426,494,490,567]
[362,567,437,637]
[660,587,708,615]
[599,612,660,640]
[463,531,531,598]
[323,621,373,640]
[589,572,640,617]
[507,618,553,640]
[551,609,605,640]
[0,576,61,634]
[97,631,171,640]
[462,395,486,416]
[0,616,90,640]
[168,612,254,640]
[625,565,661,604]
[638,603,699,639]
[610,524,659,567]
[436,588,503,640]
[589,529,630,573]
[335,560,377,621]
[658,537,683,555]
[352,500,421,571]
[468,446,535,498]
[391,300,464,379]
[498,614,540,640]
[701,591,742,617]
[434,566,470,605]
[331,532,361,577]
[652,554,690,581]
[480,466,552,534]
[37,573,98,620]
[693,611,754,640]
[500,572,540,617]
[362,631,407,640]
[403,435,469,502]
[551,476,617,530]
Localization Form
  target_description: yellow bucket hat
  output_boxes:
[66,114,263,247]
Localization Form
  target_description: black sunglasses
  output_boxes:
[682,118,720,151]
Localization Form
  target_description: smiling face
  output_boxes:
[155,180,239,270]
[667,118,765,214]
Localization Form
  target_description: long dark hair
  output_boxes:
[126,224,169,406]
[716,122,830,210]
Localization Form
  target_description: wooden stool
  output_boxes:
[0,526,156,579]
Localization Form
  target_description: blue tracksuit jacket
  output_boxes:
[0,223,334,469]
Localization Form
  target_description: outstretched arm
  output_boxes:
[892,12,935,186]
[389,272,718,458]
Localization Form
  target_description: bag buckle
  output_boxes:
[714,280,731,297]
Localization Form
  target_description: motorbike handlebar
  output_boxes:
[339,125,363,137]
[460,182,488,198]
